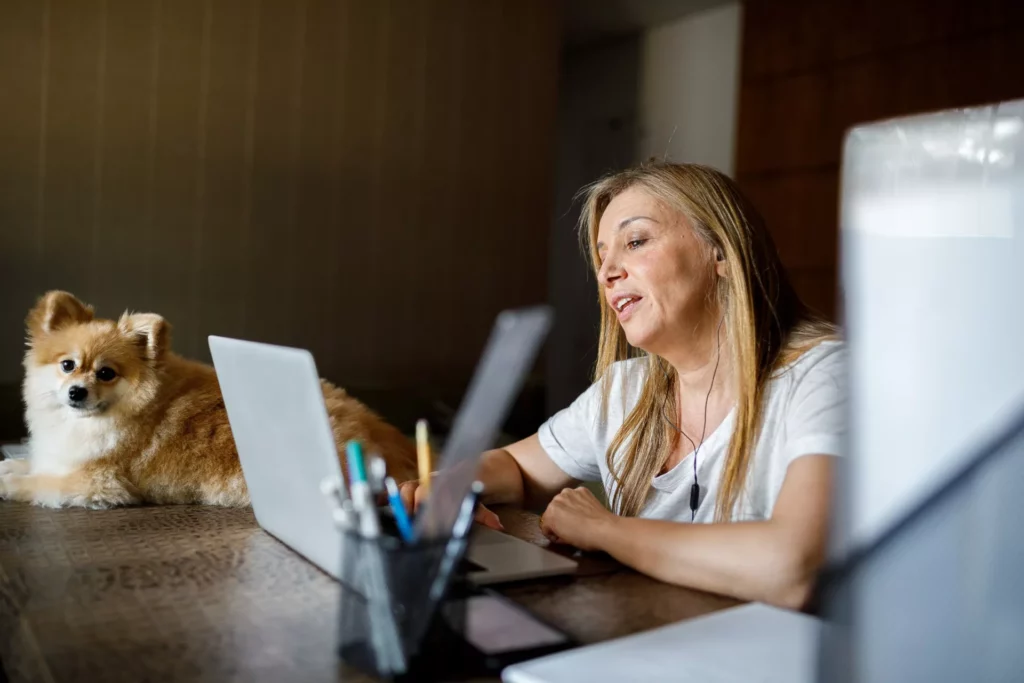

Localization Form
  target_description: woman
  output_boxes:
[403,161,844,610]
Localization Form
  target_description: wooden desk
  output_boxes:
[0,502,739,683]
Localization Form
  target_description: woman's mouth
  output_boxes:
[613,295,642,321]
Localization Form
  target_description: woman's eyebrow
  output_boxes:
[618,215,658,230]
[597,215,659,250]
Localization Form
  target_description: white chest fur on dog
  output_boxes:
[27,411,124,476]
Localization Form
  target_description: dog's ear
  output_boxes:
[26,291,95,339]
[118,312,171,362]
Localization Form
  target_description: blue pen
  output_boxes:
[384,477,415,543]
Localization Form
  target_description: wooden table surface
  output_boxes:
[0,501,739,683]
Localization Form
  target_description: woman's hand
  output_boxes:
[539,486,616,551]
[398,477,504,531]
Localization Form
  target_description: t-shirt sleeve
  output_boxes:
[781,344,848,464]
[537,378,604,482]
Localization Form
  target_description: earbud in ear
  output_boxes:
[716,249,724,262]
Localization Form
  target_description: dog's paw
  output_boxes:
[0,473,22,500]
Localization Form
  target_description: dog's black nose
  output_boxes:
[68,386,88,402]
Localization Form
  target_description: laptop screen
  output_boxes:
[817,402,1024,682]
[414,306,553,540]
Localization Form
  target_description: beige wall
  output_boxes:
[0,0,560,435]
[638,2,741,175]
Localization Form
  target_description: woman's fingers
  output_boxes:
[474,503,504,530]
[398,480,419,512]
[399,477,504,532]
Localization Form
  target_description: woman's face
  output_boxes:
[595,186,723,357]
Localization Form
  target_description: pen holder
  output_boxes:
[336,524,479,681]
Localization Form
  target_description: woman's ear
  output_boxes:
[714,248,728,277]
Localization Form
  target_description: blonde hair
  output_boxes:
[579,161,837,521]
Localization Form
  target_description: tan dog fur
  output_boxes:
[1,291,417,508]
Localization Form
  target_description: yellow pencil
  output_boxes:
[416,419,432,497]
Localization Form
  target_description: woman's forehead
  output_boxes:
[602,186,661,218]
[597,187,683,238]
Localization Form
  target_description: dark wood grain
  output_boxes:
[735,0,1024,320]
[0,502,738,683]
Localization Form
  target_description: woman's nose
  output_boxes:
[599,254,624,284]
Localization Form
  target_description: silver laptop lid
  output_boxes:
[208,336,346,579]
[415,305,553,540]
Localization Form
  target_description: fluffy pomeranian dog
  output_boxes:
[1,290,417,509]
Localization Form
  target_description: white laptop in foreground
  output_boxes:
[502,603,822,683]
[209,307,576,585]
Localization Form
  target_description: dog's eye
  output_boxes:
[60,360,75,373]
[96,367,117,382]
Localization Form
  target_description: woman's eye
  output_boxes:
[627,239,647,250]
[60,360,75,373]
[96,367,117,382]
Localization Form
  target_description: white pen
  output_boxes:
[368,453,387,496]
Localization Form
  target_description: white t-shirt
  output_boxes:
[537,340,847,523]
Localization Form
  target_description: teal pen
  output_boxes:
[384,477,415,543]
[345,441,379,538]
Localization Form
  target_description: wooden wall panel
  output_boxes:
[741,170,838,270]
[735,71,832,174]
[0,0,560,425]
[94,0,159,313]
[735,0,1024,319]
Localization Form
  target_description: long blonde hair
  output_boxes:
[579,161,836,521]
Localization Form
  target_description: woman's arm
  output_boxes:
[540,454,834,611]
[481,433,579,508]
[400,433,577,518]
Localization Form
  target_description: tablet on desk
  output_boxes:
[446,589,575,671]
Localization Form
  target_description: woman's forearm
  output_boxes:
[476,448,526,506]
[476,434,578,509]
[593,516,820,610]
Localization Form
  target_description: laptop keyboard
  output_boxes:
[458,557,486,574]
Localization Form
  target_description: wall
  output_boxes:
[638,2,742,174]
[0,0,560,438]
[734,0,1024,320]
[546,37,640,416]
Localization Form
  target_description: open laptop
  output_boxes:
[209,305,576,585]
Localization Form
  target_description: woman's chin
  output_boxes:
[621,325,656,353]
